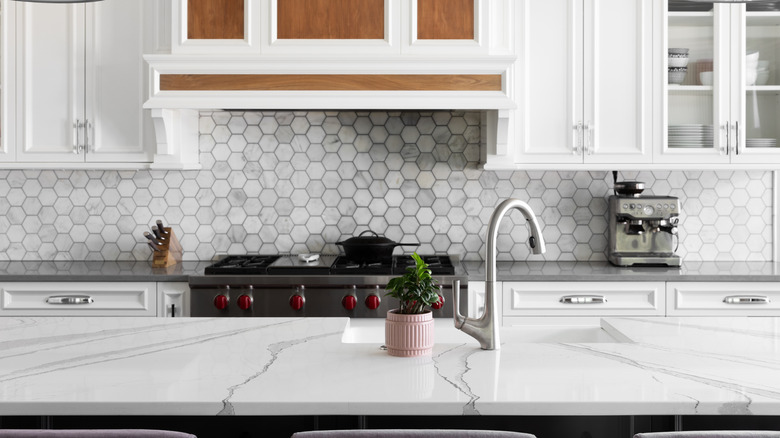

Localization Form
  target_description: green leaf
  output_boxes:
[384,252,440,314]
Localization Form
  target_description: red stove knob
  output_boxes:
[431,295,444,310]
[365,294,381,310]
[290,295,305,311]
[342,295,357,311]
[214,294,229,310]
[238,294,252,310]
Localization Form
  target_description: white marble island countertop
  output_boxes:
[0,316,778,417]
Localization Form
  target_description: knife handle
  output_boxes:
[151,226,167,240]
[156,220,169,236]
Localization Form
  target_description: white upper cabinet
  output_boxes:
[487,0,655,169]
[6,0,154,168]
[659,1,780,166]
[0,0,15,163]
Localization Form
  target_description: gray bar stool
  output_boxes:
[0,430,196,438]
[292,431,536,438]
[634,432,780,438]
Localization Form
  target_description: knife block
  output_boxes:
[152,228,183,268]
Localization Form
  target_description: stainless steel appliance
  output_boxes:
[607,193,681,267]
[189,255,468,318]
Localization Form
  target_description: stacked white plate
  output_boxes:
[668,124,714,148]
[746,138,777,148]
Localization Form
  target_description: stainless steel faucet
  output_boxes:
[453,198,546,350]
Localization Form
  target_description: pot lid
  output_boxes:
[336,230,395,245]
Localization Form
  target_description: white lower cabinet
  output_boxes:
[667,282,780,316]
[0,282,157,316]
[158,282,190,318]
[503,281,665,318]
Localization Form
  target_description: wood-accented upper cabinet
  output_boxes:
[149,0,513,167]
[172,0,498,56]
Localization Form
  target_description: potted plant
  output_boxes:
[384,252,441,357]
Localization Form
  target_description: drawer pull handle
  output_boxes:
[560,295,607,304]
[723,295,770,305]
[46,295,94,305]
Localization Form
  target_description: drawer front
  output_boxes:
[0,282,157,316]
[503,281,665,316]
[667,282,780,316]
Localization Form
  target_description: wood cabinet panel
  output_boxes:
[417,0,474,40]
[160,74,502,91]
[277,0,384,39]
[188,0,244,40]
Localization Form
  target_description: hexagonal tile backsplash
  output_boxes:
[0,110,773,262]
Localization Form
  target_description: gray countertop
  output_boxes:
[462,260,780,282]
[0,260,778,283]
[0,260,210,282]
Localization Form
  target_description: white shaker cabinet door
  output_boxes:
[516,0,584,164]
[583,0,654,164]
[14,2,85,162]
[85,0,153,163]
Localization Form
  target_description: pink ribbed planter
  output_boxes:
[385,310,434,357]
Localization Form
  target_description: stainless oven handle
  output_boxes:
[46,295,94,305]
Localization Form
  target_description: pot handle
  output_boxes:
[396,242,420,246]
[358,230,379,237]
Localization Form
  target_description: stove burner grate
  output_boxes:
[204,255,280,275]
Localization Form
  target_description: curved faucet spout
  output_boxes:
[454,198,546,350]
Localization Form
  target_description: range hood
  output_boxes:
[143,55,517,170]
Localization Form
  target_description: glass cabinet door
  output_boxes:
[662,1,730,164]
[734,1,780,161]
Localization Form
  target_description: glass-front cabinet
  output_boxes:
[661,0,780,165]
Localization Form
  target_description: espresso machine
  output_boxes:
[607,178,681,267]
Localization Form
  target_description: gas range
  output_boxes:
[189,255,468,318]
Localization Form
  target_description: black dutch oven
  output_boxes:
[336,230,419,263]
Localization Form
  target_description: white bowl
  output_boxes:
[756,70,770,85]
[699,71,713,85]
[668,68,687,85]
[747,51,760,67]
[747,68,758,85]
